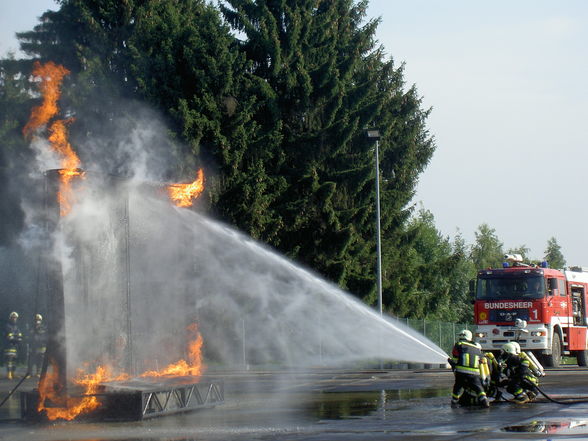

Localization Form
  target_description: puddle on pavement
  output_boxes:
[502,419,588,434]
[309,388,450,420]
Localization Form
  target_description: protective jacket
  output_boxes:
[31,322,47,353]
[451,341,483,375]
[5,322,22,346]
[500,352,538,397]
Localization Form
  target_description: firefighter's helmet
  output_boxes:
[35,314,42,322]
[502,342,518,355]
[458,329,473,342]
[511,341,521,354]
[9,312,18,320]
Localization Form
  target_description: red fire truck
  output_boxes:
[473,255,588,367]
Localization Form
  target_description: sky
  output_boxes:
[1,0,588,265]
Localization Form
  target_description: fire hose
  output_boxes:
[532,384,588,405]
[0,370,31,408]
[0,347,32,408]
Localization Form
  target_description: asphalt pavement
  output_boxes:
[1,366,588,440]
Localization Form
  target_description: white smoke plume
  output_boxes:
[22,98,447,380]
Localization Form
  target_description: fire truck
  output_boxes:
[472,254,588,367]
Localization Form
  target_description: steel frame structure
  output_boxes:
[21,378,224,421]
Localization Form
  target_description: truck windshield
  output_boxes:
[476,275,545,300]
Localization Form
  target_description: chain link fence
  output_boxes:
[402,318,475,357]
[225,316,474,370]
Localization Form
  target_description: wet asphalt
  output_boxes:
[1,367,588,440]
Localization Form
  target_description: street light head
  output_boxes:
[366,129,380,140]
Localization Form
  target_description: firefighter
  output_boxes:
[498,342,538,403]
[448,329,490,408]
[4,312,23,379]
[29,314,47,377]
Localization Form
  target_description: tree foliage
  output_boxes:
[545,237,566,270]
[5,0,570,325]
[470,223,504,270]
[219,0,435,305]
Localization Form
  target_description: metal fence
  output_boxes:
[402,318,475,358]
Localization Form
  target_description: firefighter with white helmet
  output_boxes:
[4,312,23,379]
[499,342,538,403]
[448,329,489,408]
[29,313,47,377]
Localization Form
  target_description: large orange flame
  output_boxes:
[37,361,114,421]
[140,323,205,378]
[23,61,83,216]
[167,169,205,207]
[38,324,205,421]
[23,61,70,138]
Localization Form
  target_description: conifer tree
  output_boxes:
[221,0,435,307]
[7,0,436,314]
[544,237,566,269]
[470,223,504,270]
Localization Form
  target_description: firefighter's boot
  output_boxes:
[450,398,459,408]
[514,392,529,403]
[480,396,490,408]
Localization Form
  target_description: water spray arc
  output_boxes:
[18,60,447,422]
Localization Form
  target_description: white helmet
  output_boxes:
[458,329,473,342]
[502,342,518,355]
[511,341,521,354]
[9,311,18,320]
[35,314,43,322]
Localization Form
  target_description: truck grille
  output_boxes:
[490,309,529,322]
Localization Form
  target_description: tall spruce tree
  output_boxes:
[221,0,435,308]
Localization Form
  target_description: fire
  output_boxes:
[23,61,83,216]
[37,362,117,421]
[140,323,205,378]
[38,324,205,421]
[23,61,70,137]
[167,169,205,207]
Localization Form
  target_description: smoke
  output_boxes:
[15,86,446,380]
[58,177,447,374]
[73,102,182,182]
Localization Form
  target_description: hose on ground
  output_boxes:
[532,384,588,405]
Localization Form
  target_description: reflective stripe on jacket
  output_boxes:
[452,341,483,375]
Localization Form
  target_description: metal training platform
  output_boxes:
[21,376,224,421]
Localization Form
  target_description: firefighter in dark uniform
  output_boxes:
[448,329,490,408]
[4,312,23,379]
[30,314,47,377]
[498,342,538,403]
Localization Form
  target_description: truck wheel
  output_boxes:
[543,332,561,368]
[577,350,588,367]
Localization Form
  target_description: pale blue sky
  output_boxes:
[2,0,588,264]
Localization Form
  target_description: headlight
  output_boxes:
[530,331,545,336]
[476,332,487,338]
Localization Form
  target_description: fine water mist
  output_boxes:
[57,174,447,376]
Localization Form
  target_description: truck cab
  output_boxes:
[473,255,588,367]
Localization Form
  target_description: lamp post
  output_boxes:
[367,129,383,317]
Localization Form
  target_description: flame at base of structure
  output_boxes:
[37,324,206,421]
[37,363,118,421]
